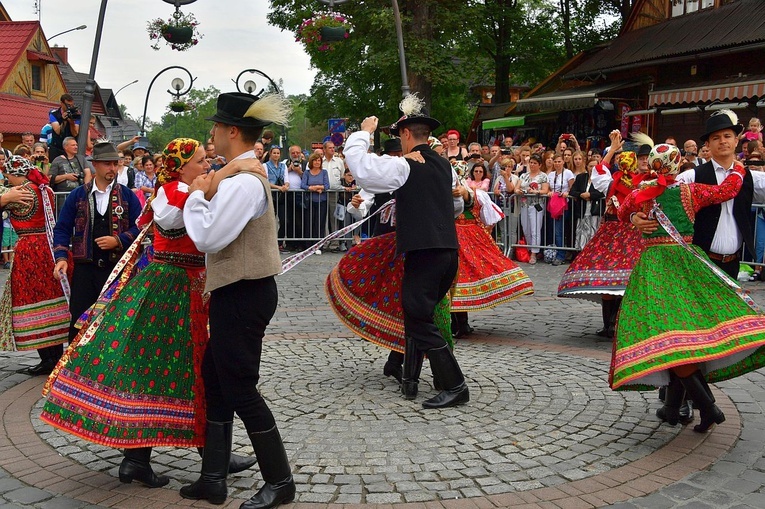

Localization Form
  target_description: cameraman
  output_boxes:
[49,137,92,212]
[49,94,81,161]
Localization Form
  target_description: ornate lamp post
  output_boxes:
[233,69,281,98]
[140,66,196,136]
[234,69,285,145]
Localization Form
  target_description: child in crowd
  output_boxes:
[741,117,763,143]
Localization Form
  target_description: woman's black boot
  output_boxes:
[119,447,169,488]
[241,425,295,509]
[655,374,685,425]
[679,371,725,433]
[180,420,232,504]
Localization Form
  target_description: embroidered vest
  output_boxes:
[205,172,282,293]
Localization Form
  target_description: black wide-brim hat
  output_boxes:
[700,112,744,142]
[389,115,441,137]
[206,92,272,128]
[382,138,402,154]
[637,144,652,157]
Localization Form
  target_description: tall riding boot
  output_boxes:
[241,425,295,509]
[196,447,257,474]
[119,447,169,488]
[678,371,725,433]
[383,350,404,383]
[180,420,232,504]
[596,299,613,337]
[655,373,685,425]
[422,344,470,409]
[401,337,424,400]
[607,297,622,339]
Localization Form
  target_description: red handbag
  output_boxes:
[547,193,568,219]
[515,237,530,263]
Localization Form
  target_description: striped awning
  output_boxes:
[649,79,765,107]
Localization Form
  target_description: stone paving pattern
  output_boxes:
[0,255,763,508]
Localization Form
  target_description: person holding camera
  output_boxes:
[49,137,93,212]
[31,143,50,176]
[285,145,307,250]
[49,94,81,161]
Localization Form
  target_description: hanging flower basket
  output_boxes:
[297,13,351,53]
[147,9,203,51]
[169,100,194,113]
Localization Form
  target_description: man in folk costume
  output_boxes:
[345,95,470,409]
[181,92,296,509]
[52,141,141,360]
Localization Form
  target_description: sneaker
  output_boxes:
[552,259,562,266]
[528,253,537,265]
[315,249,322,255]
[339,243,348,252]
[2,262,9,269]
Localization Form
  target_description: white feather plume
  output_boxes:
[399,93,425,117]
[714,108,738,126]
[630,132,654,148]
[244,93,292,127]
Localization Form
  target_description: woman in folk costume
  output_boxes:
[611,143,765,433]
[558,131,647,339]
[41,139,255,488]
[0,156,72,374]
[451,158,534,338]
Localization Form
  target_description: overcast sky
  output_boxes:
[5,0,317,125]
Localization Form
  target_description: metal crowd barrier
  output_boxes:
[494,193,765,268]
[3,190,765,266]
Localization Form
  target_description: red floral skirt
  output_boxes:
[452,217,533,310]
[557,219,644,302]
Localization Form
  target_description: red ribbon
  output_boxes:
[632,173,675,204]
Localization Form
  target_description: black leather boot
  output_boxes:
[401,337,423,400]
[180,420,232,504]
[241,425,295,509]
[607,297,621,339]
[655,373,685,425]
[422,345,469,409]
[679,371,725,433]
[596,299,613,337]
[383,350,403,383]
[119,447,169,488]
[196,447,257,474]
[678,399,694,425]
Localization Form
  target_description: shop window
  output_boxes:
[671,0,715,17]
[31,64,42,91]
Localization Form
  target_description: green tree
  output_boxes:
[268,0,475,130]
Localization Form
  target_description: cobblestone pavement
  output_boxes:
[0,256,765,508]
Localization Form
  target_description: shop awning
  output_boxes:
[649,77,765,107]
[482,116,524,130]
[515,80,640,112]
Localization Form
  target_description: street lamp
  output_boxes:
[47,24,87,41]
[233,69,285,145]
[140,66,196,136]
[114,79,138,97]
[232,69,281,98]
[76,0,108,157]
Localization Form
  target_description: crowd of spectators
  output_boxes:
[3,110,765,267]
